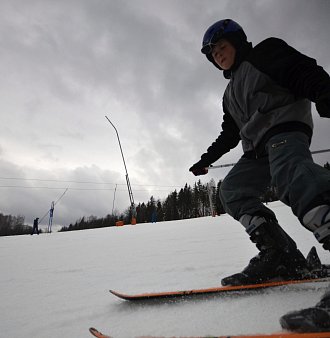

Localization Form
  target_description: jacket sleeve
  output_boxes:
[250,38,330,102]
[199,106,241,166]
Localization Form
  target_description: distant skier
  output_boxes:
[31,217,40,235]
[189,19,330,332]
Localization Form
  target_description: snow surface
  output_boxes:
[1,201,330,338]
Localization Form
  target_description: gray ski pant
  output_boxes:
[219,131,330,224]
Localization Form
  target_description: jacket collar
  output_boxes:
[223,41,253,79]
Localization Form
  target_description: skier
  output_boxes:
[31,217,39,235]
[189,19,330,332]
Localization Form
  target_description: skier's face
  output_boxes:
[211,39,236,70]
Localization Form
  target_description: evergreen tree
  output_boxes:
[177,184,192,219]
[0,213,31,236]
[147,196,156,222]
[156,200,163,222]
[163,190,179,221]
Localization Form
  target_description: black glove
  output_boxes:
[316,93,330,118]
[189,160,209,176]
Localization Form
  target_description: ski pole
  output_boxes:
[208,148,330,170]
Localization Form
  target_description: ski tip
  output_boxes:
[109,289,129,300]
[109,289,119,296]
[110,289,146,301]
[89,327,112,338]
[89,327,101,337]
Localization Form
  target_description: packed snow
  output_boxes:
[1,201,329,338]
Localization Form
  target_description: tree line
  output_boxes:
[59,178,278,232]
[0,213,33,236]
[1,161,329,236]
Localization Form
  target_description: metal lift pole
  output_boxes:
[105,116,136,221]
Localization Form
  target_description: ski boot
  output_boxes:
[280,290,330,332]
[221,214,309,286]
[280,205,330,332]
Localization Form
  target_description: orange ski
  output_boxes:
[89,327,330,338]
[215,332,330,338]
[109,277,330,301]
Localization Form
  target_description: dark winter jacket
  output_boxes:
[199,37,330,165]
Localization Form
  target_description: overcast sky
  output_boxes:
[1,0,329,228]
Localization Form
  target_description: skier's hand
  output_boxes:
[316,93,330,118]
[189,161,209,176]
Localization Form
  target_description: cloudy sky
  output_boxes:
[1,0,329,228]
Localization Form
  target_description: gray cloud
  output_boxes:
[0,0,329,227]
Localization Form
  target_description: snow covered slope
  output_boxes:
[1,201,329,337]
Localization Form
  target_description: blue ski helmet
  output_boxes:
[201,19,246,54]
[201,19,248,71]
